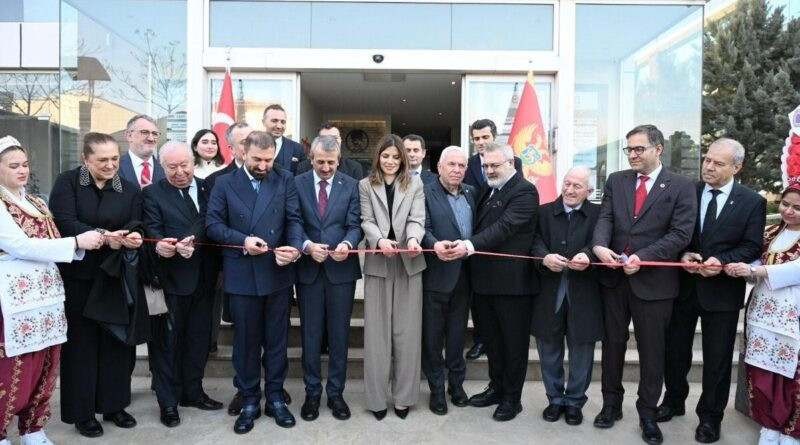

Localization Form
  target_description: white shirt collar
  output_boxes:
[243,167,258,183]
[128,150,152,167]
[411,166,423,175]
[563,201,582,213]
[703,177,735,195]
[639,162,663,181]
[312,170,332,185]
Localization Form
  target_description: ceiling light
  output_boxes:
[451,81,456,85]
[402,98,407,102]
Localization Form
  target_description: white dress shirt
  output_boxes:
[637,162,663,193]
[129,150,155,184]
[699,178,734,230]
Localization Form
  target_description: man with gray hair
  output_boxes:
[658,138,766,443]
[205,122,252,193]
[120,114,165,188]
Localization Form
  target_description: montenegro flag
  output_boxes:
[508,71,557,203]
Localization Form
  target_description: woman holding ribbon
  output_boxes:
[0,136,104,445]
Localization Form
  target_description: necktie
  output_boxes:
[633,175,649,217]
[181,187,198,217]
[318,180,328,217]
[555,210,573,313]
[413,170,420,176]
[140,161,151,186]
[251,178,260,193]
[702,189,722,236]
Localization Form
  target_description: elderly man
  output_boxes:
[420,146,476,415]
[403,134,437,185]
[460,142,539,421]
[206,131,304,434]
[530,166,602,426]
[206,122,252,193]
[297,122,364,180]
[262,104,307,175]
[142,142,223,428]
[659,138,765,443]
[119,114,165,188]
[294,135,362,422]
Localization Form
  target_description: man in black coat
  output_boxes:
[296,122,364,180]
[591,124,697,445]
[142,141,224,428]
[531,166,602,427]
[658,138,766,443]
[205,122,252,193]
[262,104,307,175]
[458,142,539,422]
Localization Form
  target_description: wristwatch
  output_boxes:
[750,266,757,276]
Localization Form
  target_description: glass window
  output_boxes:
[210,1,311,48]
[0,0,59,22]
[452,4,553,51]
[574,4,703,192]
[210,77,297,138]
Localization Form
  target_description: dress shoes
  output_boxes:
[283,388,292,405]
[593,406,623,428]
[695,421,721,443]
[640,418,664,445]
[565,406,583,426]
[180,395,223,411]
[300,396,320,421]
[74,418,103,438]
[371,409,387,420]
[228,390,244,416]
[493,401,522,421]
[160,406,180,428]
[429,393,448,415]
[466,343,485,360]
[448,385,469,407]
[468,387,502,407]
[394,406,410,419]
[327,396,351,420]
[102,410,137,428]
[265,401,296,428]
[655,404,685,423]
[233,405,261,435]
[542,404,565,422]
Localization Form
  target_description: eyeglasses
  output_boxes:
[622,145,654,155]
[482,161,510,170]
[134,130,160,138]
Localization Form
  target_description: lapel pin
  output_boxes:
[730,201,734,205]
[659,183,665,188]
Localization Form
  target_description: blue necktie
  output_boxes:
[251,178,260,193]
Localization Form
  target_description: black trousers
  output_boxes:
[422,265,471,393]
[474,292,533,403]
[600,279,673,419]
[60,277,133,423]
[149,288,214,408]
[663,291,740,423]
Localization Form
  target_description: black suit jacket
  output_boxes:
[142,177,218,296]
[591,167,697,301]
[418,169,438,186]
[274,137,307,175]
[204,161,238,193]
[463,153,524,189]
[679,181,766,311]
[296,156,364,180]
[421,180,477,293]
[530,197,603,342]
[468,172,539,295]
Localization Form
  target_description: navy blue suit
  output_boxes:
[294,170,362,398]
[118,152,165,188]
[206,167,304,405]
[416,169,438,186]
[274,137,307,175]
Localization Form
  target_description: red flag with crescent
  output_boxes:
[213,70,235,163]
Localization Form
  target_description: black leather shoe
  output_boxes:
[283,389,292,405]
[75,418,103,438]
[448,385,469,407]
[468,387,502,407]
[265,401,296,428]
[593,406,623,429]
[233,405,261,434]
[300,396,320,421]
[160,406,180,428]
[640,418,664,445]
[466,343,485,360]
[327,396,351,420]
[655,404,685,423]
[371,409,387,420]
[542,404,565,422]
[695,421,721,443]
[228,391,244,416]
[429,393,447,415]
[565,406,583,425]
[180,395,224,411]
[394,406,410,419]
[102,410,136,428]
[493,401,522,421]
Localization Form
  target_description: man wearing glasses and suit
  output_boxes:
[119,114,165,188]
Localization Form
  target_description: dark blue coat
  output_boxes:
[118,153,165,189]
[274,137,307,175]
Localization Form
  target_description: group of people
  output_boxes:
[0,106,798,445]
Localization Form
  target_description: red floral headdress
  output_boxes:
[781,106,800,191]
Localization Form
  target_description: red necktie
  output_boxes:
[318,180,328,217]
[633,175,649,217]
[140,161,152,186]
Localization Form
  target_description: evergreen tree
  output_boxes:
[703,0,800,193]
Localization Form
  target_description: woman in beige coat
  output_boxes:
[359,134,426,420]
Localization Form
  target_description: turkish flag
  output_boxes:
[508,71,557,203]
[212,71,235,163]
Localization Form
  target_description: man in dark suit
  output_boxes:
[457,142,538,421]
[262,104,307,175]
[119,114,165,188]
[403,134,438,185]
[296,122,364,180]
[421,146,476,415]
[142,142,224,428]
[531,166,602,427]
[206,131,304,434]
[591,124,697,445]
[658,138,765,443]
[294,135,362,422]
[462,119,523,360]
[205,122,252,193]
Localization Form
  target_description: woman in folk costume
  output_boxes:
[0,136,104,445]
[725,181,800,445]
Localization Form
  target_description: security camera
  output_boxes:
[372,54,384,64]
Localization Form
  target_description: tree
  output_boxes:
[0,73,61,116]
[702,0,800,194]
